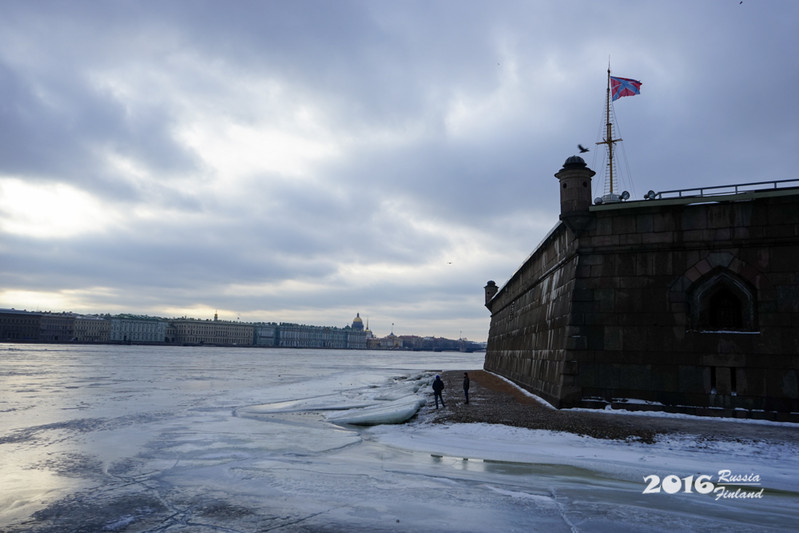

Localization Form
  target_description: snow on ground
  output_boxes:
[369,421,799,493]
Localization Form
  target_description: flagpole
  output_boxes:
[606,68,614,194]
[597,67,640,202]
[597,66,623,196]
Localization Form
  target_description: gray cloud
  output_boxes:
[1,1,797,340]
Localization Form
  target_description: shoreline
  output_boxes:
[420,370,799,445]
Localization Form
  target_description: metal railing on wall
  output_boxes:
[645,179,799,200]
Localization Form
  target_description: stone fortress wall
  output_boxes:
[484,157,799,420]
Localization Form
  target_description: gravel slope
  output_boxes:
[419,370,799,445]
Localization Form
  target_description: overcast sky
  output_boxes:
[1,1,797,341]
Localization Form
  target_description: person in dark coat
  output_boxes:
[432,375,445,409]
[463,372,470,404]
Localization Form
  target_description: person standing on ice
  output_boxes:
[432,375,446,408]
[463,372,470,404]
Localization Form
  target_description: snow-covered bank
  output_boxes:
[368,421,799,493]
[490,369,799,428]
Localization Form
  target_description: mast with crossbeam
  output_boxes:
[594,66,641,204]
[596,68,623,197]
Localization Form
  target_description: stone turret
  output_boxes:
[554,155,595,233]
[484,280,498,306]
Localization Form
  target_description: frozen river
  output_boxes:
[1,344,797,532]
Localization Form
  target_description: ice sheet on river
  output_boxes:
[2,345,798,532]
[237,372,428,425]
[324,395,426,425]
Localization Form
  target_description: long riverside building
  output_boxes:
[0,310,368,350]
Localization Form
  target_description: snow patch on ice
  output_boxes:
[103,514,136,531]
[486,485,558,506]
[326,396,426,426]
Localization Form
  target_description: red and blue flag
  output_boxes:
[610,76,642,101]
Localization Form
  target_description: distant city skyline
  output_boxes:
[1,309,443,341]
[1,307,484,352]
[1,306,478,343]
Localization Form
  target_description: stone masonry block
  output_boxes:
[636,213,654,233]
[591,235,620,247]
[707,251,734,269]
[684,229,709,243]
[681,207,707,230]
[713,228,732,241]
[604,326,623,351]
[684,266,702,282]
[654,212,678,232]
[619,233,643,246]
[644,231,675,245]
[612,216,636,235]
[595,216,613,236]
[695,259,713,276]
